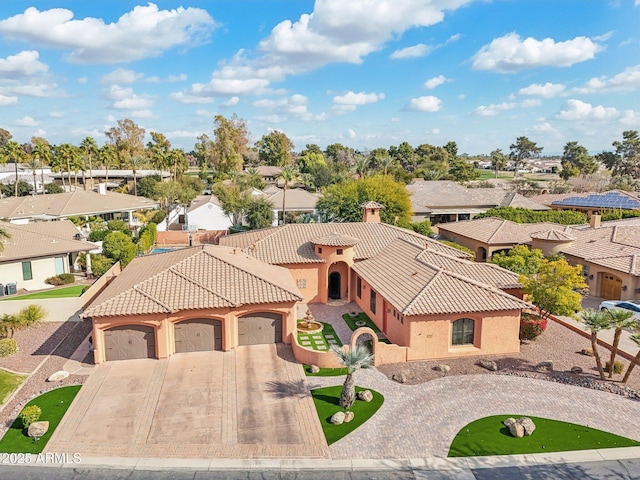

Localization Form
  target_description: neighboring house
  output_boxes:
[83,203,529,364]
[170,194,232,232]
[249,165,282,184]
[0,188,158,226]
[0,165,54,194]
[407,180,549,224]
[82,245,302,364]
[438,214,640,300]
[0,220,94,292]
[52,169,171,191]
[262,186,321,225]
[549,190,640,217]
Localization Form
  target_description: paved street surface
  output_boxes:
[1,458,640,479]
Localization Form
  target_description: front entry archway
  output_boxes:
[328,272,341,299]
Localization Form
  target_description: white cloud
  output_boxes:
[168,91,214,104]
[15,116,41,126]
[331,91,384,114]
[405,95,441,112]
[100,68,143,84]
[49,111,64,118]
[0,50,48,79]
[472,33,603,73]
[222,96,240,107]
[107,84,153,110]
[253,94,320,120]
[556,99,618,120]
[195,109,213,117]
[145,76,160,83]
[423,75,447,89]
[1,82,59,98]
[77,77,88,84]
[167,130,200,139]
[347,129,357,139]
[390,43,431,59]
[518,82,565,98]
[475,99,539,116]
[532,122,562,139]
[621,110,640,125]
[168,73,187,83]
[573,65,640,93]
[0,5,216,64]
[0,95,18,105]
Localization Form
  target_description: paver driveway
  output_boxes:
[46,344,329,459]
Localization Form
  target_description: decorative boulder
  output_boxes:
[357,390,373,402]
[309,365,320,374]
[435,364,451,373]
[343,411,355,423]
[571,366,583,374]
[503,418,517,427]
[27,421,49,439]
[47,370,69,382]
[478,359,498,372]
[519,417,536,436]
[330,412,345,425]
[392,373,407,384]
[508,422,525,438]
[581,348,594,357]
[535,361,554,371]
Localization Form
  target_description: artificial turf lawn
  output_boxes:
[0,385,81,454]
[303,365,349,376]
[311,385,383,445]
[0,285,85,301]
[0,370,27,406]
[341,313,392,344]
[297,321,343,351]
[448,415,640,457]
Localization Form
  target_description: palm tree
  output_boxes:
[602,307,637,378]
[0,227,10,255]
[622,332,640,384]
[80,137,98,189]
[99,144,117,187]
[580,309,612,380]
[330,344,374,410]
[127,155,148,195]
[276,165,299,225]
[353,154,370,178]
[32,140,51,194]
[4,141,24,196]
[25,156,40,195]
[56,143,78,190]
[378,155,395,175]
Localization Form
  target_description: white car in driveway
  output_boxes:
[599,300,640,321]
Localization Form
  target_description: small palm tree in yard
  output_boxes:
[580,309,612,380]
[622,332,640,384]
[331,344,374,410]
[603,308,637,378]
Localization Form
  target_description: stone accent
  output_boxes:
[535,361,554,371]
[343,411,355,423]
[392,373,407,383]
[330,412,346,425]
[310,365,320,374]
[357,390,373,402]
[478,359,498,372]
[508,422,525,438]
[435,364,451,373]
[27,421,49,439]
[47,370,70,382]
[571,366,583,374]
[504,417,536,438]
[519,417,536,436]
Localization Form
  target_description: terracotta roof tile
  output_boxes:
[311,232,360,247]
[438,218,566,244]
[530,229,576,241]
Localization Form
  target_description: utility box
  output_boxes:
[5,283,17,295]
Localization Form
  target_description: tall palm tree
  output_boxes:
[602,307,637,378]
[127,154,148,195]
[276,165,299,225]
[622,332,640,384]
[330,344,374,410]
[99,144,117,187]
[353,154,370,178]
[56,143,78,190]
[580,309,612,380]
[378,155,395,175]
[33,140,51,194]
[80,137,98,189]
[4,141,24,196]
[25,156,40,195]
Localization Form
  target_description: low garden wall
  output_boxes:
[291,335,343,368]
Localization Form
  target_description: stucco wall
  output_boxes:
[187,203,233,231]
[564,254,638,301]
[1,255,71,292]
[286,264,321,303]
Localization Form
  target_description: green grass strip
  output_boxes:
[448,415,640,457]
[297,321,343,351]
[0,385,81,454]
[311,385,383,445]
[303,365,349,377]
[342,313,381,333]
[1,285,85,301]
[0,369,27,406]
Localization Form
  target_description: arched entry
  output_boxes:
[600,273,622,299]
[477,246,487,262]
[328,271,341,299]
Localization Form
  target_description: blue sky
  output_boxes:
[0,1,638,155]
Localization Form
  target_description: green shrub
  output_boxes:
[150,210,166,224]
[605,361,624,375]
[474,207,587,225]
[19,405,41,429]
[519,313,548,341]
[81,285,90,294]
[0,338,18,357]
[88,229,109,242]
[44,273,74,286]
[45,276,65,286]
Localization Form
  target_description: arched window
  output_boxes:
[452,318,475,345]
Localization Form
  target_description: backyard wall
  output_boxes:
[81,261,122,309]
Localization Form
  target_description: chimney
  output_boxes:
[360,201,383,223]
[590,213,601,229]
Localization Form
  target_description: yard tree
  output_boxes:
[0,226,9,254]
[622,332,640,384]
[520,257,587,320]
[276,165,300,225]
[490,149,508,178]
[490,245,545,276]
[0,128,11,147]
[602,307,637,378]
[80,136,99,188]
[212,114,249,174]
[32,137,52,193]
[212,182,248,226]
[580,309,612,380]
[153,179,200,229]
[353,153,370,178]
[2,141,26,196]
[244,196,274,230]
[296,144,326,173]
[509,136,542,177]
[330,344,373,410]
[316,174,412,225]
[389,141,417,173]
[448,158,479,182]
[98,143,117,185]
[325,143,355,171]
[89,254,115,277]
[147,131,172,172]
[102,231,137,268]
[257,130,294,166]
[105,118,146,165]
[601,130,640,179]
[560,141,598,181]
[0,305,47,339]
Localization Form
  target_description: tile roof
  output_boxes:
[219,222,471,264]
[187,194,222,213]
[82,245,302,318]
[528,192,589,207]
[360,201,384,209]
[352,239,530,316]
[530,229,576,241]
[264,187,321,211]
[0,190,158,221]
[438,218,566,244]
[311,232,360,247]
[551,191,640,210]
[0,220,94,263]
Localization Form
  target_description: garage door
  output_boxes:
[238,312,282,345]
[104,325,155,361]
[601,273,622,299]
[174,319,222,353]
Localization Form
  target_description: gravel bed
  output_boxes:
[378,319,640,399]
[0,320,92,439]
[0,322,78,374]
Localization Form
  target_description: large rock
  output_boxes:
[503,418,517,428]
[47,370,69,382]
[508,422,525,438]
[357,390,373,402]
[581,348,594,357]
[329,412,345,425]
[343,411,355,423]
[535,361,554,371]
[392,373,407,384]
[478,359,498,372]
[27,421,49,439]
[435,364,451,373]
[309,365,320,374]
[571,366,583,374]
[519,417,536,436]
